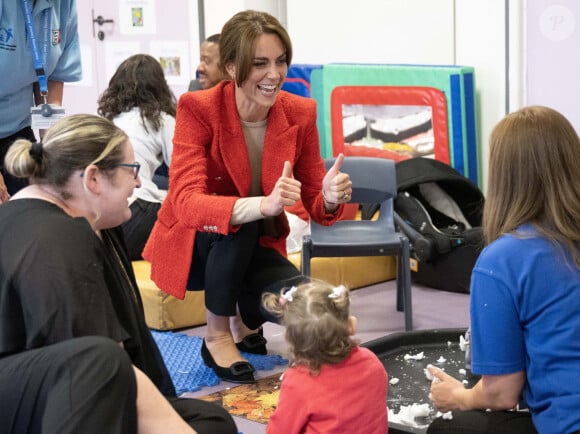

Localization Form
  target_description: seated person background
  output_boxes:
[97,54,176,260]
[188,34,229,91]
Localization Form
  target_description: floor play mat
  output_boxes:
[151,330,288,395]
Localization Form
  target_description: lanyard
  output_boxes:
[21,0,50,102]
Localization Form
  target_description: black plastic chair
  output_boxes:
[301,156,413,331]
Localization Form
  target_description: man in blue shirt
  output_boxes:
[0,0,82,199]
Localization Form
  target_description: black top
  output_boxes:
[0,199,175,396]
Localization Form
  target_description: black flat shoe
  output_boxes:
[235,330,268,355]
[201,339,255,384]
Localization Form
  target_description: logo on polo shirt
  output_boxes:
[0,27,16,51]
[52,29,60,45]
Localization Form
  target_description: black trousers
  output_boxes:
[0,337,238,434]
[121,198,161,260]
[188,220,306,329]
[169,396,238,434]
[0,337,137,434]
[427,409,538,434]
[0,127,35,195]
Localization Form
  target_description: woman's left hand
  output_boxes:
[322,153,352,204]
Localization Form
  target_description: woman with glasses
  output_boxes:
[98,54,177,260]
[0,114,237,434]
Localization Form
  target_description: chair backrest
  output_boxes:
[323,156,397,225]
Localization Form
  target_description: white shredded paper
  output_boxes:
[388,403,432,428]
[436,411,454,420]
[459,335,467,351]
[404,351,425,361]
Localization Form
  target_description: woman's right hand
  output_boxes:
[260,161,301,217]
[427,364,466,412]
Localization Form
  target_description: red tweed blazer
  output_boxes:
[143,81,342,299]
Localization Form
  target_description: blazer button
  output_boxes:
[215,176,222,181]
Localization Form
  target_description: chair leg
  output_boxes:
[396,256,404,313]
[301,237,312,277]
[401,237,413,331]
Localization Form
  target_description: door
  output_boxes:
[65,0,200,116]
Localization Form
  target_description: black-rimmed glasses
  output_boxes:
[80,162,141,179]
[111,162,141,179]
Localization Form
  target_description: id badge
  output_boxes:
[30,104,66,130]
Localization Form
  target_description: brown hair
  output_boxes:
[262,280,357,374]
[5,114,127,195]
[219,10,292,86]
[97,54,176,132]
[484,105,580,267]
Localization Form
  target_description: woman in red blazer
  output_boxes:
[143,10,352,383]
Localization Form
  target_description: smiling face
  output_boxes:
[97,139,141,229]
[196,40,225,90]
[228,33,288,122]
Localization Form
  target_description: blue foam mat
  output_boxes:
[151,330,288,395]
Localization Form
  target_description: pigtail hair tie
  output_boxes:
[328,285,346,299]
[280,286,298,305]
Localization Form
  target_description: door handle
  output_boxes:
[93,15,114,26]
[91,9,114,41]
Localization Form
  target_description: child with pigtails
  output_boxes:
[264,280,388,434]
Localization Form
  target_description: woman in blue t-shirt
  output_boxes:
[427,106,580,434]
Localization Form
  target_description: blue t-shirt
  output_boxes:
[470,223,580,434]
[0,0,81,139]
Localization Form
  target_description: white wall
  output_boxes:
[289,0,513,191]
[455,1,513,192]
[526,1,580,131]
[203,0,517,191]
[204,0,286,35]
[287,0,455,65]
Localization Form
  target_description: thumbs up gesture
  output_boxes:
[260,161,302,217]
[322,153,352,205]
